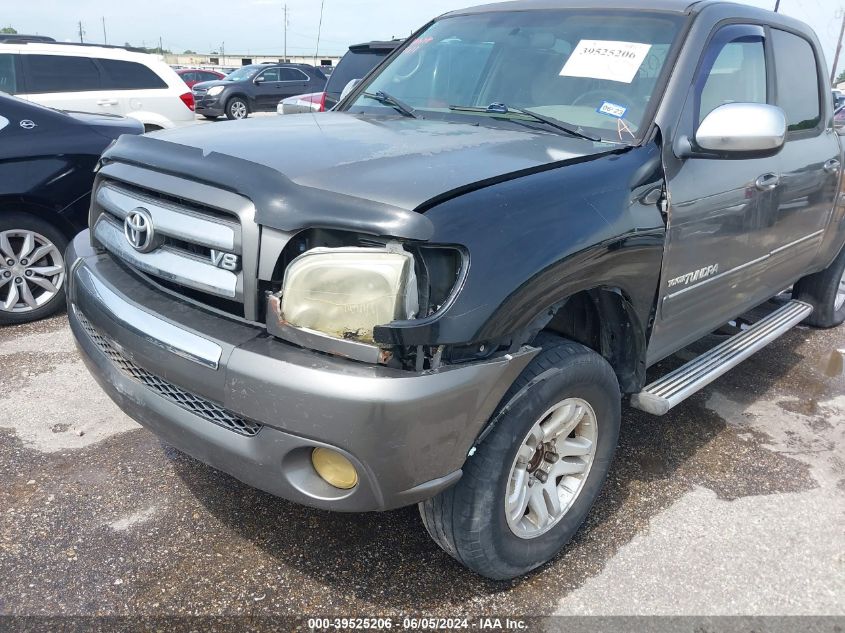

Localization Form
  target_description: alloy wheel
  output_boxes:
[836,267,845,312]
[0,229,65,314]
[230,100,248,119]
[505,398,598,539]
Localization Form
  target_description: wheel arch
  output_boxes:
[536,286,648,394]
[0,195,81,239]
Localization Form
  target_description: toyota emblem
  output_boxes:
[124,208,156,253]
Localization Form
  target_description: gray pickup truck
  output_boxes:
[66,0,844,580]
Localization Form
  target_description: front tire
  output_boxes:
[225,97,249,120]
[0,213,68,325]
[794,245,845,328]
[419,337,621,580]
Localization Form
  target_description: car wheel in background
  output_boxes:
[202,115,219,121]
[419,335,621,580]
[143,124,163,134]
[794,245,845,328]
[226,98,249,120]
[0,213,68,325]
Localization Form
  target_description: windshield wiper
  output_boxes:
[362,91,419,119]
[449,103,601,142]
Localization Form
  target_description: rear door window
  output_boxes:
[279,68,309,82]
[23,54,101,93]
[98,59,168,90]
[0,54,18,93]
[327,50,388,93]
[771,29,821,132]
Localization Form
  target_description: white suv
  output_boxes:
[0,40,195,131]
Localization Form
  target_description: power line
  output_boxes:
[315,0,326,65]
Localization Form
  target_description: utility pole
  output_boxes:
[158,36,163,56]
[221,41,225,65]
[283,3,289,62]
[833,9,845,85]
[77,21,85,43]
[315,0,325,66]
[774,0,780,12]
[101,17,107,44]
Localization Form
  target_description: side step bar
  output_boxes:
[631,300,813,416]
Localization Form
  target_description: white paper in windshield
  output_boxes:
[560,40,653,84]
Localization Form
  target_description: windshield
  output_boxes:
[226,67,259,82]
[349,10,684,142]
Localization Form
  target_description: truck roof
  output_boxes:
[441,0,816,42]
[444,0,758,17]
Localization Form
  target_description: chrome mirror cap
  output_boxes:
[695,103,787,155]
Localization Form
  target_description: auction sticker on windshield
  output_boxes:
[560,40,653,83]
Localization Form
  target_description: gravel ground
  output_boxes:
[0,311,843,618]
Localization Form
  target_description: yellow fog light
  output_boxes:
[311,448,358,490]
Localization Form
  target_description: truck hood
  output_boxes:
[155,112,614,211]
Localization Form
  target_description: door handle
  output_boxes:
[755,173,780,191]
[97,99,118,106]
[824,159,841,174]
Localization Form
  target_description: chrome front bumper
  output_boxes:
[66,231,536,511]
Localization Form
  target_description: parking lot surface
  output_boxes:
[1,313,843,617]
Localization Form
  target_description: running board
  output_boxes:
[631,300,813,416]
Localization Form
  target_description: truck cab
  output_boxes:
[66,0,844,580]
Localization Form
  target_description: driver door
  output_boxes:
[647,24,779,364]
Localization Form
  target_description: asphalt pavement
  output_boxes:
[0,311,843,618]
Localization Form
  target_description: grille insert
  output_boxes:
[77,311,262,437]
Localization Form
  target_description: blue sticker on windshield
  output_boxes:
[597,101,628,118]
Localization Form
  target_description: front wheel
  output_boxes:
[794,245,845,328]
[419,337,621,580]
[225,97,249,120]
[0,213,68,325]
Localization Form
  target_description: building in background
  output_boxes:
[165,53,341,74]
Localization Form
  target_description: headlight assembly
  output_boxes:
[279,244,418,345]
[207,86,225,97]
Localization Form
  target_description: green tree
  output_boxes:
[836,70,845,86]
[182,49,197,55]
[0,26,17,34]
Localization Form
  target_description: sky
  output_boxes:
[4,0,844,79]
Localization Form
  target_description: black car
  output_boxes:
[193,63,327,120]
[280,40,403,114]
[0,92,142,324]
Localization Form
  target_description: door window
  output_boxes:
[0,54,17,93]
[258,68,281,82]
[279,68,309,82]
[23,54,101,93]
[771,30,821,132]
[695,28,767,124]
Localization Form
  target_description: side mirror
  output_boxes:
[678,103,786,159]
[254,76,265,84]
[339,78,362,102]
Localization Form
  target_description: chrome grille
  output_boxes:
[92,179,247,317]
[77,310,262,438]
